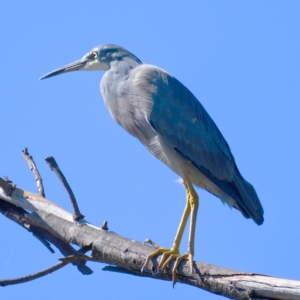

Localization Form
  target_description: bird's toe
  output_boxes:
[143,238,162,249]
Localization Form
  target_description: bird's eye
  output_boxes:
[92,51,98,59]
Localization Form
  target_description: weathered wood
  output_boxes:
[22,147,45,198]
[0,178,74,222]
[0,181,299,299]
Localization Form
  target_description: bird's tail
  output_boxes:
[232,171,264,225]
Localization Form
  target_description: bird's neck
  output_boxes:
[109,57,141,80]
[101,57,141,98]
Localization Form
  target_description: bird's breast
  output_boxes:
[100,70,156,145]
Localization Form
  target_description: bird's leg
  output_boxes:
[168,180,199,285]
[157,196,191,270]
[185,179,199,269]
[141,179,199,285]
[141,196,191,273]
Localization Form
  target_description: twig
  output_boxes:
[22,147,45,197]
[32,233,55,253]
[0,247,93,287]
[0,261,69,287]
[45,156,84,221]
[59,254,95,264]
[101,220,108,230]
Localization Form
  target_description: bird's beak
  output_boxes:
[40,57,90,80]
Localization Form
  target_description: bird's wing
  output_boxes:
[127,65,264,225]
[133,65,236,181]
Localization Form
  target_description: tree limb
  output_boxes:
[0,157,299,299]
[45,156,84,221]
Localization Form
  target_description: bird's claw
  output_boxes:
[159,251,194,286]
[141,246,169,273]
[171,253,194,286]
[141,241,194,285]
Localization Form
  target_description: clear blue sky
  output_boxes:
[0,1,299,299]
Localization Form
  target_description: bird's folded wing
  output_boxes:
[143,66,236,182]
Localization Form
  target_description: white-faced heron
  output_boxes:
[41,44,264,283]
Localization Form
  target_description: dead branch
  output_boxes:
[0,152,299,300]
[45,156,84,221]
[0,261,69,287]
[22,147,45,197]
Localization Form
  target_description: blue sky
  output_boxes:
[0,1,299,299]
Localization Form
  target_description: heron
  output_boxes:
[40,44,264,283]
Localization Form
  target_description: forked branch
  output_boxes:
[0,150,299,300]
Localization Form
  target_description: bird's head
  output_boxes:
[40,44,141,80]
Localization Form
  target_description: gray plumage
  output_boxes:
[41,44,264,225]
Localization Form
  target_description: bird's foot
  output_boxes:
[159,251,194,286]
[142,239,194,285]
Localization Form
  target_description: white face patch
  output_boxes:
[81,60,109,71]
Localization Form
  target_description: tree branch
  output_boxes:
[22,147,45,198]
[0,154,299,299]
[45,156,84,221]
[0,261,69,287]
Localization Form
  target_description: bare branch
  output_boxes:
[45,156,84,221]
[14,206,300,299]
[0,155,299,299]
[0,253,112,287]
[22,147,45,197]
[0,261,69,287]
